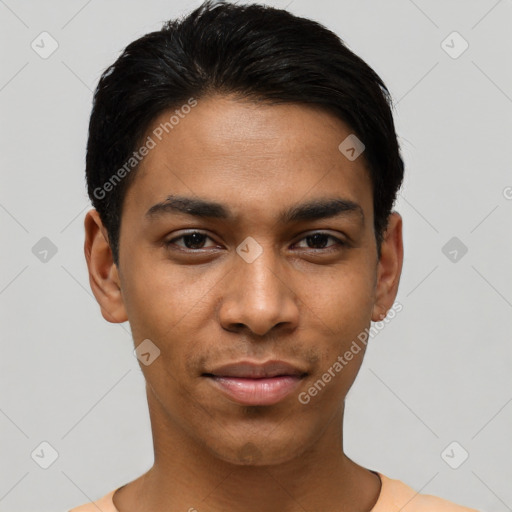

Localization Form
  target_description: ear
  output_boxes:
[84,209,128,323]
[371,212,403,321]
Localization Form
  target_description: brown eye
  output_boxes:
[165,231,217,250]
[295,232,346,250]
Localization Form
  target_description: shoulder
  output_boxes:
[373,473,479,512]
[68,489,118,512]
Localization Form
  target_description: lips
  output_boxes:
[205,360,307,379]
[203,360,307,406]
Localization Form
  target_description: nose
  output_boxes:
[218,241,300,337]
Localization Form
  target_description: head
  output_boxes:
[84,1,404,466]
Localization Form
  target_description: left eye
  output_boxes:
[294,233,344,250]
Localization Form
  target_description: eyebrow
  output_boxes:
[145,195,364,225]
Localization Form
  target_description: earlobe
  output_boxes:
[84,209,128,324]
[371,212,403,322]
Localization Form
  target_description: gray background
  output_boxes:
[1,0,511,510]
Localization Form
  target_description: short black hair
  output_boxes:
[86,0,404,266]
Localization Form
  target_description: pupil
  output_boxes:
[307,233,328,248]
[184,232,205,249]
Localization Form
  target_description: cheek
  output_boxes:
[300,264,376,342]
[120,253,212,339]
[298,271,375,401]
[120,256,226,390]
[300,274,374,399]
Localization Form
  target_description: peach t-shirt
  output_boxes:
[69,472,478,511]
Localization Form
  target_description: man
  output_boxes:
[72,1,478,510]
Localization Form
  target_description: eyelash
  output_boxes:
[164,231,347,253]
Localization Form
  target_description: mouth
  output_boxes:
[202,360,308,406]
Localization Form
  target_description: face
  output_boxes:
[85,94,402,466]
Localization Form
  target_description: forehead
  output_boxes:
[123,94,373,222]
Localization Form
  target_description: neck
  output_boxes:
[113,387,381,512]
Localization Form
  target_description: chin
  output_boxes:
[203,433,309,467]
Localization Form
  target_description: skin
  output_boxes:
[84,94,403,512]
